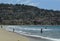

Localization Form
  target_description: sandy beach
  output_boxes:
[0,28,29,41]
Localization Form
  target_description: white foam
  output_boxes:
[14,30,60,41]
[19,27,52,31]
[18,32,60,41]
[43,29,52,31]
[6,26,52,31]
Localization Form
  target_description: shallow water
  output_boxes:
[14,25,60,39]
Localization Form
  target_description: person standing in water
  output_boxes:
[41,28,43,34]
[45,26,47,29]
[13,28,15,32]
[1,25,3,28]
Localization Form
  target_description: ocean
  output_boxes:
[4,25,60,41]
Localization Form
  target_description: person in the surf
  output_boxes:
[13,28,15,32]
[45,27,47,29]
[1,25,2,28]
[41,28,43,33]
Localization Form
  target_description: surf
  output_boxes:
[6,26,60,41]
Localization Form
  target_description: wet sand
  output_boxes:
[28,37,51,41]
[0,28,29,41]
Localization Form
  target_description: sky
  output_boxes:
[0,0,60,10]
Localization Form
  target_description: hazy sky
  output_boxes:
[0,0,60,10]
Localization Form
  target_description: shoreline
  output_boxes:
[0,26,51,41]
[0,25,59,41]
[0,28,29,41]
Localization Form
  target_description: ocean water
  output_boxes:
[5,25,60,41]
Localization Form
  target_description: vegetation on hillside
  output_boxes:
[0,3,60,25]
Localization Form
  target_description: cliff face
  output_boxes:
[0,4,60,25]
